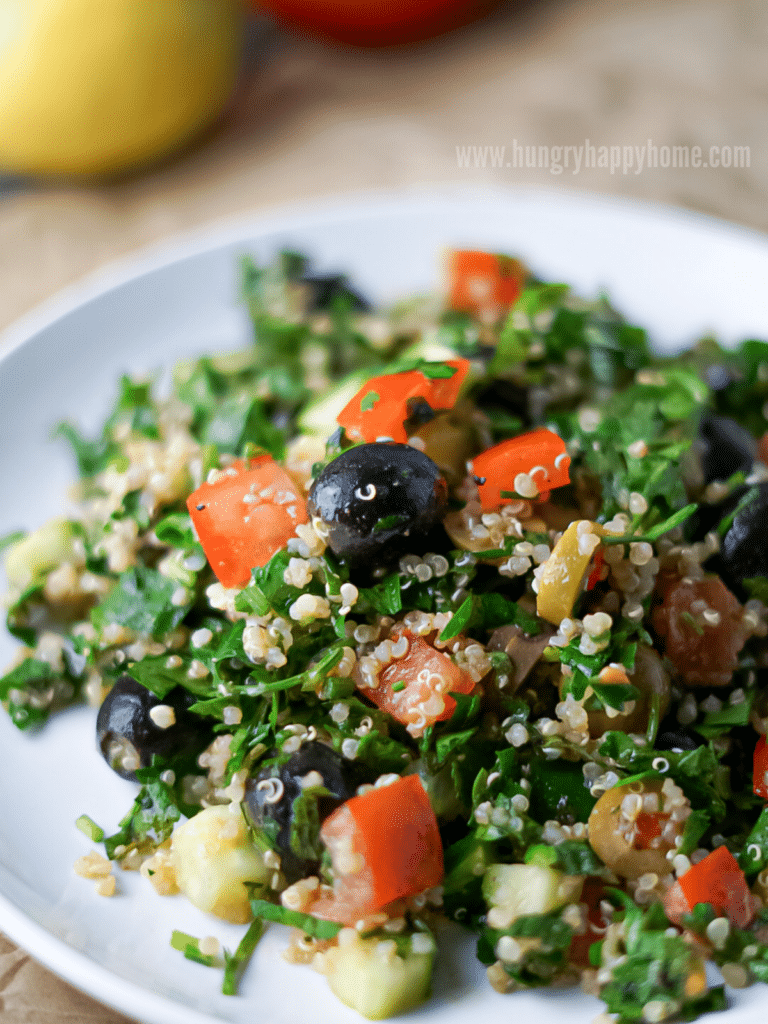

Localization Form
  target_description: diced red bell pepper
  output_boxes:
[678,846,755,929]
[471,428,571,510]
[187,457,307,589]
[586,548,606,591]
[754,735,768,799]
[354,628,477,738]
[447,250,526,316]
[337,360,469,444]
[313,775,444,925]
[633,811,667,848]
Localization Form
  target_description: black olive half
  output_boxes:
[697,412,756,485]
[243,741,370,883]
[690,481,768,599]
[307,442,448,566]
[96,675,201,781]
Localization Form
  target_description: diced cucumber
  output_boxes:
[4,518,77,592]
[170,804,268,924]
[324,930,435,1020]
[482,863,583,928]
[297,368,372,438]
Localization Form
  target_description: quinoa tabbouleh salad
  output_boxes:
[4,248,768,1021]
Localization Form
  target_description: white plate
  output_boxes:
[2,187,768,1024]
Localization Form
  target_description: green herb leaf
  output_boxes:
[388,359,457,380]
[360,390,380,412]
[359,573,402,615]
[248,898,344,939]
[171,931,218,968]
[439,595,473,641]
[222,919,264,996]
[92,564,190,640]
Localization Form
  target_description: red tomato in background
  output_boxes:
[252,0,497,46]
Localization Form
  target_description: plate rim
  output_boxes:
[3,182,768,366]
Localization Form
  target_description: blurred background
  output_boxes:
[0,0,766,1019]
[0,0,767,338]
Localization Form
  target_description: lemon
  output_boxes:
[0,0,245,176]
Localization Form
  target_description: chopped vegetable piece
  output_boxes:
[471,428,571,510]
[447,250,526,316]
[536,520,603,625]
[336,360,469,444]
[353,627,478,738]
[170,805,268,924]
[313,774,444,924]
[678,846,755,928]
[754,736,768,799]
[323,927,436,1020]
[587,778,688,880]
[75,814,104,843]
[651,574,748,687]
[187,457,307,588]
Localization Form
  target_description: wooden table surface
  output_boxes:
[1,0,766,1020]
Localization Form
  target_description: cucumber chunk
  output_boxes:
[298,369,372,438]
[170,804,268,924]
[4,518,77,592]
[324,929,436,1020]
[482,863,583,929]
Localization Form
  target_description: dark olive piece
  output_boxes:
[690,482,768,599]
[697,412,756,485]
[96,674,200,781]
[243,741,370,883]
[718,482,768,594]
[655,729,701,752]
[472,378,531,429]
[307,442,448,566]
[301,274,370,313]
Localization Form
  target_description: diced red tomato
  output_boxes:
[651,574,748,687]
[312,775,444,925]
[354,628,478,737]
[187,458,307,588]
[337,361,470,444]
[754,735,768,799]
[677,846,755,929]
[470,428,571,511]
[447,250,526,317]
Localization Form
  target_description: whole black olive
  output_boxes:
[243,741,370,883]
[697,412,756,485]
[307,442,448,566]
[96,675,202,781]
